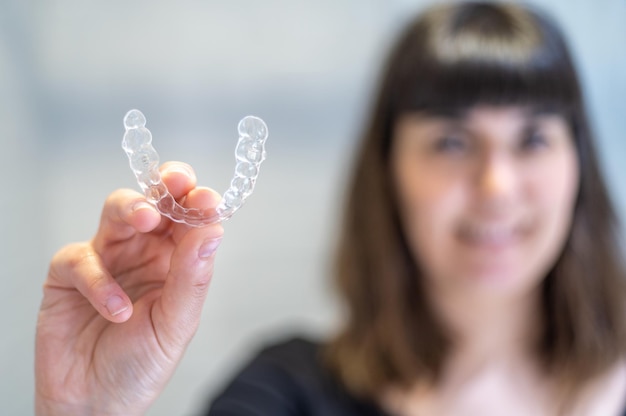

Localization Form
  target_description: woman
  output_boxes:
[36,2,626,415]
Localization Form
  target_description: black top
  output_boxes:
[206,337,626,416]
[206,337,387,416]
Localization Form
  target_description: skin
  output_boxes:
[35,162,224,416]
[386,106,626,415]
[34,107,625,415]
[392,106,579,303]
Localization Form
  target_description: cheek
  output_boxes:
[529,151,579,255]
[527,150,579,275]
[396,174,467,268]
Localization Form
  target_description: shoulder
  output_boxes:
[206,335,387,416]
[254,336,320,371]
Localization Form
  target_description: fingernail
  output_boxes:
[164,165,194,179]
[132,201,154,213]
[106,295,129,316]
[199,238,222,259]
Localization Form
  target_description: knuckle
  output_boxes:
[49,242,105,288]
[49,242,89,274]
[190,278,212,298]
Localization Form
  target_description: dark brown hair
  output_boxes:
[326,0,626,401]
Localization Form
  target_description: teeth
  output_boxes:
[462,224,517,245]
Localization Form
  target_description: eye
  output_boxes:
[520,128,549,152]
[433,135,468,153]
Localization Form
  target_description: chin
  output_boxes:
[451,262,544,298]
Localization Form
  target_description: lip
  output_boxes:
[457,222,524,251]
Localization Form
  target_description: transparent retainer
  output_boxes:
[122,109,268,226]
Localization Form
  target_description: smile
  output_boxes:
[458,222,525,249]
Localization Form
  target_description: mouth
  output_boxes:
[457,221,526,250]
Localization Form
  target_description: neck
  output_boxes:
[430,285,543,369]
[379,286,552,415]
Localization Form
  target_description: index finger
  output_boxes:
[93,162,198,248]
[92,188,161,251]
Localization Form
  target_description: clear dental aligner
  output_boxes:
[122,109,268,226]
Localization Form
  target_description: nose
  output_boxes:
[475,152,518,211]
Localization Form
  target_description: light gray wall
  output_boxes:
[1,1,624,415]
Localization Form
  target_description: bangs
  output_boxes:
[388,2,583,117]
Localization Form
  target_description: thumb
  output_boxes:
[154,223,224,351]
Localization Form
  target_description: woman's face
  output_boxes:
[391,106,579,300]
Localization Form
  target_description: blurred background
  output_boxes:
[0,1,624,415]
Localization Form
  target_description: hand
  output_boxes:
[35,162,224,416]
